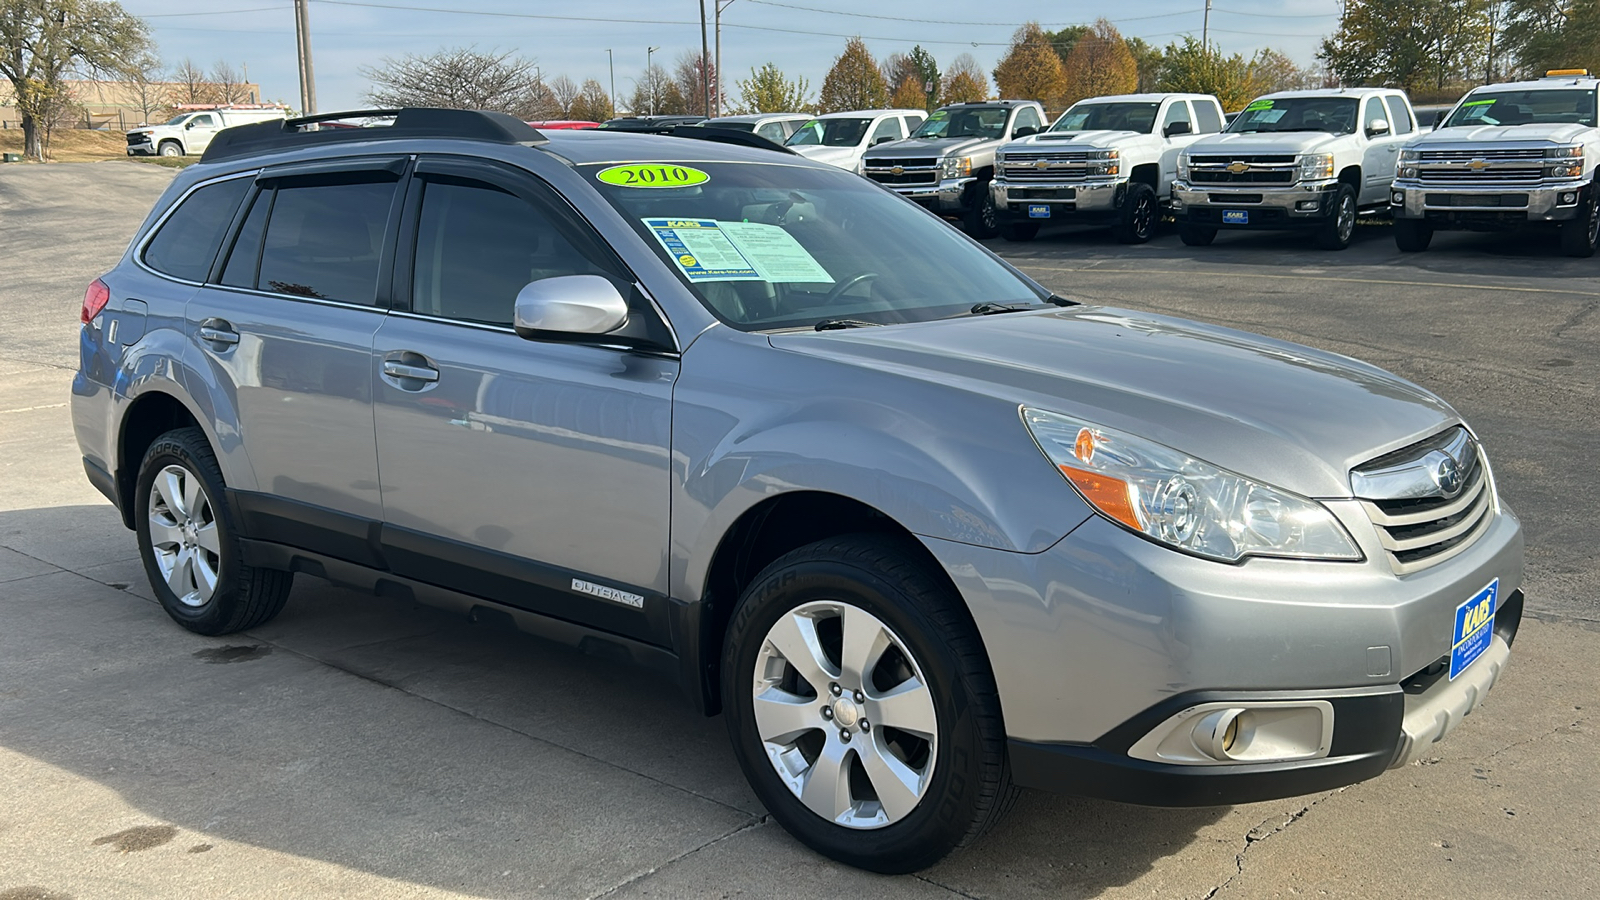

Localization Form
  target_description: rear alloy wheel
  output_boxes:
[1112,182,1158,244]
[1316,183,1358,250]
[1001,222,1039,242]
[1394,218,1433,252]
[723,535,1015,873]
[1178,223,1217,246]
[1560,187,1599,258]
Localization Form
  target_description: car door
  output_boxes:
[1158,100,1203,182]
[1360,96,1403,204]
[867,114,904,149]
[184,157,405,560]
[371,155,677,643]
[184,113,220,153]
[1009,106,1043,139]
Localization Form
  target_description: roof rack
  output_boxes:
[200,108,547,163]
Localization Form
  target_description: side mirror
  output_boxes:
[1012,125,1039,138]
[1164,121,1193,137]
[871,135,894,146]
[513,275,628,341]
[1434,110,1448,127]
[1367,119,1391,137]
[185,121,196,130]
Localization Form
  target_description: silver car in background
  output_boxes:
[72,108,1523,874]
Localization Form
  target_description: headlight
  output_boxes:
[1546,145,1583,159]
[1177,153,1190,180]
[1398,166,1418,179]
[943,156,972,179]
[1298,153,1335,181]
[995,152,1007,163]
[1022,408,1363,563]
[1549,163,1584,178]
[1087,149,1120,177]
[1399,148,1422,162]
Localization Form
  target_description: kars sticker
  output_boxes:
[597,164,710,189]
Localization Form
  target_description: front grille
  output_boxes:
[1000,152,1094,182]
[1424,193,1530,208]
[1352,427,1494,575]
[868,157,938,169]
[864,158,939,187]
[866,170,938,186]
[1417,148,1544,161]
[1417,167,1544,185]
[126,133,148,146]
[1005,187,1076,200]
[1208,193,1263,204]
[1191,154,1297,164]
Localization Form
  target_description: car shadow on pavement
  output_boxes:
[0,504,1228,897]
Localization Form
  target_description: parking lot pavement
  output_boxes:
[1,163,1596,898]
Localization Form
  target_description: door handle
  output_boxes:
[198,319,239,347]
[382,360,439,382]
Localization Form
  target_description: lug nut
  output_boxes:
[854,690,865,703]
[821,706,833,720]
[829,683,842,697]
[839,729,851,743]
[860,720,871,732]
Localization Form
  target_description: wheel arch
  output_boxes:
[114,388,212,529]
[1129,162,1160,188]
[1338,165,1361,190]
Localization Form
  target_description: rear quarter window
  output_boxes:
[1193,100,1224,134]
[142,177,251,282]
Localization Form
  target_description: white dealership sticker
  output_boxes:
[571,578,645,609]
[643,218,832,284]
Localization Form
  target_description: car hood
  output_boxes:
[770,306,1459,498]
[1187,131,1342,155]
[866,136,992,158]
[1005,130,1145,151]
[1416,122,1590,145]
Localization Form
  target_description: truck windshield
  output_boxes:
[583,161,1045,331]
[786,118,869,147]
[162,113,192,126]
[1050,102,1159,134]
[1443,90,1597,128]
[1229,98,1359,135]
[911,107,1009,140]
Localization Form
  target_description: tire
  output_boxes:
[1560,187,1599,258]
[1111,182,1158,244]
[722,534,1016,873]
[963,180,999,239]
[1315,183,1358,251]
[1394,218,1433,252]
[134,427,292,635]
[158,141,183,158]
[1178,224,1217,246]
[1001,221,1039,242]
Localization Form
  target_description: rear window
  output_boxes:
[1193,100,1224,134]
[142,177,250,282]
[219,173,399,304]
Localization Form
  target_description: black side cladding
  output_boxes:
[200,108,548,163]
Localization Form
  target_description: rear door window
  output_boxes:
[869,116,904,146]
[1193,100,1224,134]
[756,120,789,142]
[1161,101,1193,133]
[1384,96,1415,134]
[142,177,251,282]
[249,174,399,304]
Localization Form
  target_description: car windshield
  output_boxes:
[1228,98,1360,135]
[163,113,192,126]
[1443,89,1597,127]
[1050,102,1160,134]
[911,107,1009,140]
[708,121,757,132]
[583,161,1045,330]
[786,118,870,147]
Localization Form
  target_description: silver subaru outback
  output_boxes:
[72,108,1522,873]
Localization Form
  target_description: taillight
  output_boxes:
[81,278,110,324]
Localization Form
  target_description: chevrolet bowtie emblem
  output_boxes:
[1226,161,1250,175]
[1034,160,1051,170]
[891,165,904,175]
[1468,158,1490,171]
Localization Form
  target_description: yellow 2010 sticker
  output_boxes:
[596,163,710,188]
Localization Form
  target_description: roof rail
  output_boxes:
[200,108,547,163]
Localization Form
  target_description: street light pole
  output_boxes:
[1202,0,1213,51]
[647,46,660,116]
[293,0,318,114]
[699,0,711,117]
[606,49,615,118]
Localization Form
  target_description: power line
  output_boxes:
[740,0,1182,26]
[141,6,289,16]
[312,0,700,27]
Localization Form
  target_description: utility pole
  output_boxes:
[699,0,711,117]
[606,49,616,118]
[1201,0,1213,51]
[714,0,736,116]
[647,46,660,115]
[293,0,317,114]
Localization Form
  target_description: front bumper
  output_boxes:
[992,178,1124,223]
[126,137,154,156]
[868,175,975,213]
[925,494,1524,806]
[1390,181,1584,225]
[1173,179,1338,229]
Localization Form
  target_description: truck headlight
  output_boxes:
[1546,145,1583,159]
[1086,149,1120,177]
[1298,153,1335,181]
[1398,166,1418,178]
[1399,148,1422,163]
[1177,153,1190,180]
[942,156,972,179]
[1023,408,1362,563]
[1549,163,1584,178]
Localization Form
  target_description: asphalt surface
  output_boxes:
[0,162,1595,899]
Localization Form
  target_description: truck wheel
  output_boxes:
[1178,224,1217,246]
[1001,222,1039,242]
[963,181,999,239]
[135,427,293,635]
[1394,218,1433,252]
[1560,188,1599,258]
[722,534,1016,873]
[158,141,183,158]
[1111,182,1158,244]
[1315,184,1358,250]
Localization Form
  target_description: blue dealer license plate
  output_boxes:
[1222,209,1249,225]
[1449,579,1498,680]
[1028,204,1051,219]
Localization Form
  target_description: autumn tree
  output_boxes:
[890,75,925,110]
[942,53,989,103]
[568,78,613,121]
[1157,36,1258,111]
[1045,25,1091,68]
[907,46,940,108]
[363,47,553,117]
[1249,49,1318,94]
[628,62,673,115]
[818,37,887,113]
[1061,19,1138,105]
[993,22,1067,107]
[548,74,579,116]
[0,0,151,159]
[735,62,811,113]
[1317,0,1489,92]
[673,51,719,116]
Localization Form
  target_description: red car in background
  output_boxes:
[526,120,600,130]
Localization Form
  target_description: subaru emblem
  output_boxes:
[1424,450,1464,497]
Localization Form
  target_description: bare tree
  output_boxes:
[629,62,674,115]
[209,60,249,104]
[548,74,579,116]
[673,51,718,116]
[362,47,547,116]
[129,51,169,125]
[171,58,212,105]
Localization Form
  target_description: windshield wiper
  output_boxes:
[813,318,881,331]
[969,301,1034,315]
[1045,294,1078,307]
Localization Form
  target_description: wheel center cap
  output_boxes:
[831,697,862,729]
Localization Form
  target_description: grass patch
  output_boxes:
[0,128,135,162]
[129,155,199,168]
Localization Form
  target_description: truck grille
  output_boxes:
[1424,193,1530,208]
[126,133,148,146]
[1188,155,1298,185]
[864,158,939,188]
[999,152,1094,182]
[1351,427,1493,575]
[1417,167,1544,185]
[1416,148,1544,161]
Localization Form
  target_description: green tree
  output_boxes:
[1061,19,1139,105]
[1248,48,1318,94]
[1044,25,1091,69]
[0,0,151,159]
[818,37,887,113]
[993,22,1067,106]
[568,78,613,122]
[1318,0,1490,92]
[1502,0,1600,77]
[735,62,811,113]
[942,53,989,103]
[1157,36,1258,111]
[1125,37,1165,91]
[908,45,940,108]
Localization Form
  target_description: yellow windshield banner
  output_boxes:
[597,164,710,188]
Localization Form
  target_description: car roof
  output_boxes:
[1073,92,1218,104]
[705,113,808,124]
[1257,87,1400,100]
[806,108,925,120]
[1465,77,1600,93]
[938,100,1036,109]
[537,129,821,166]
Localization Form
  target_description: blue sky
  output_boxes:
[122,0,1343,113]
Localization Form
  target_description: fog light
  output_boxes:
[1391,191,1405,205]
[1127,700,1335,766]
[1297,199,1320,211]
[1560,191,1579,205]
[1221,713,1240,752]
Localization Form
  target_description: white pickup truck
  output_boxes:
[1173,88,1419,250]
[126,106,289,158]
[991,92,1227,243]
[1391,70,1600,257]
